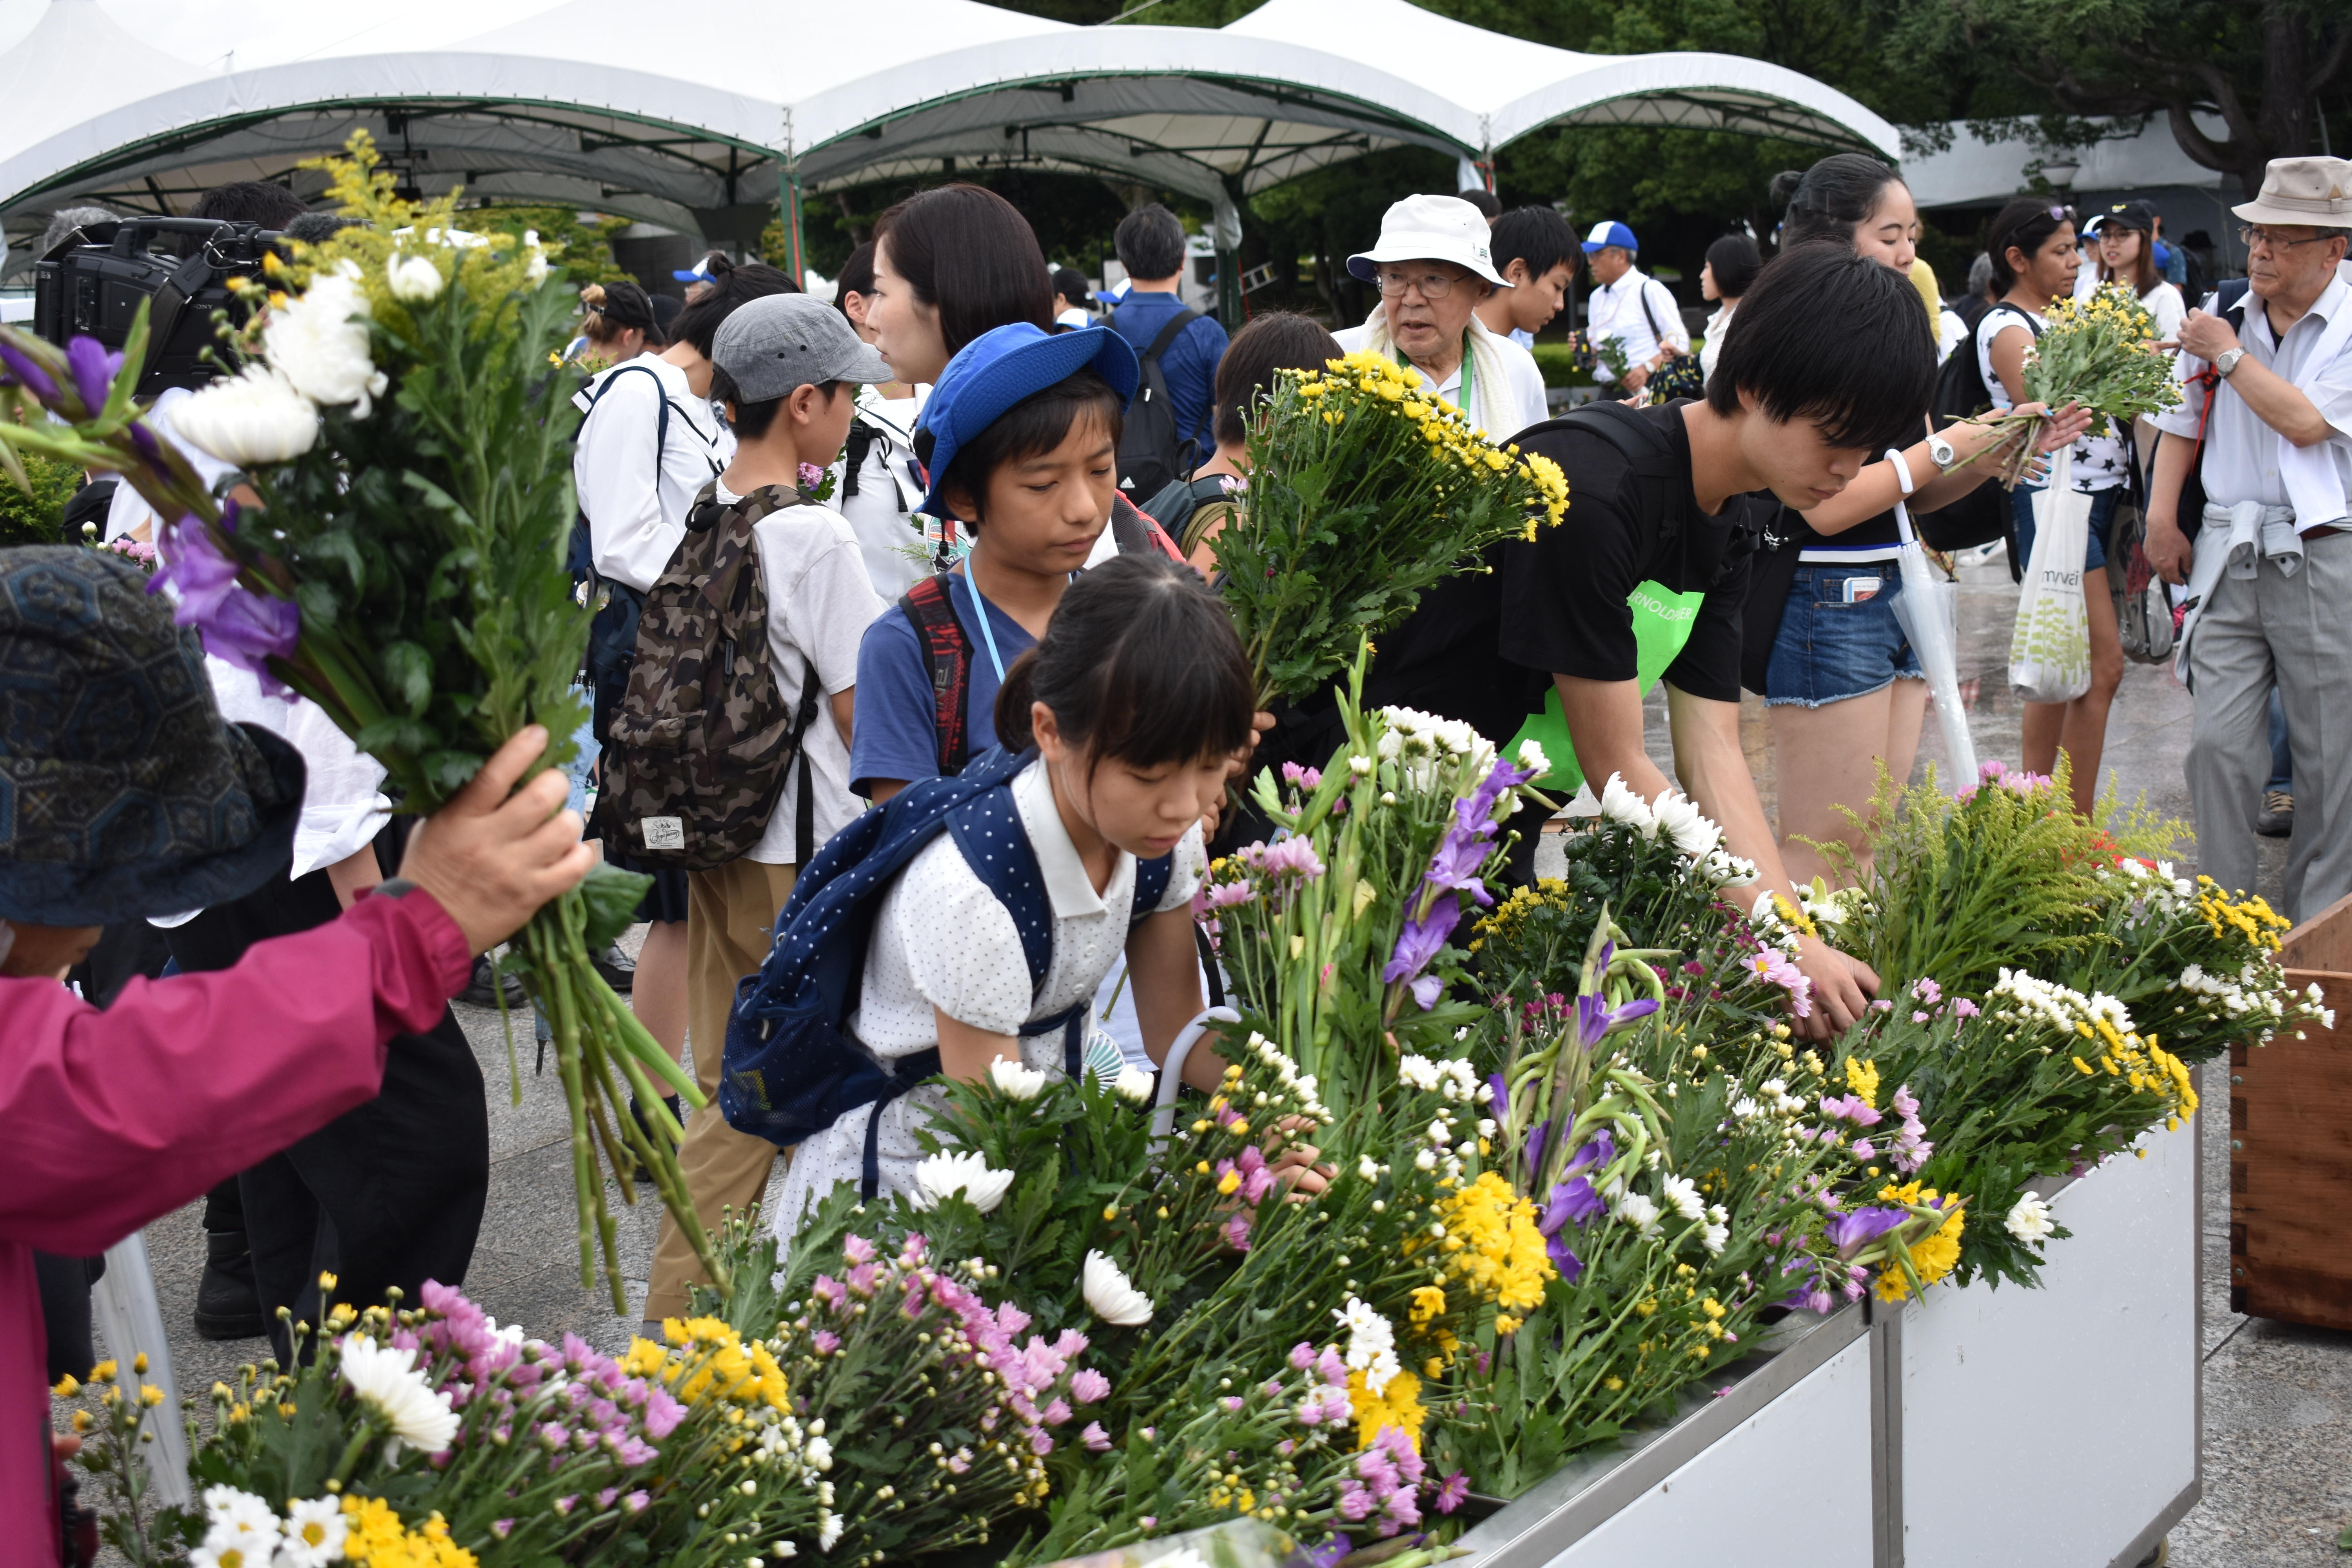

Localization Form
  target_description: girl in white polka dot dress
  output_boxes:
[769,554,1254,1240]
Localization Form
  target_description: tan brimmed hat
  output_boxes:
[2233,156,2352,228]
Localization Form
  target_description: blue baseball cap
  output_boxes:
[916,322,1139,517]
[1581,220,1638,254]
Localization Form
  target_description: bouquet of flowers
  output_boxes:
[0,134,713,1306]
[1214,352,1567,705]
[1958,282,2183,486]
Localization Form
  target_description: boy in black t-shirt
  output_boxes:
[1499,244,1938,1038]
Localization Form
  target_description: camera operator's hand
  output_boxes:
[399,727,595,954]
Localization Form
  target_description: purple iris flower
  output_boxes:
[1382,899,1460,1007]
[1467,758,1537,822]
[1486,1073,1509,1118]
[152,515,299,695]
[1545,1232,1583,1283]
[64,336,123,415]
[1301,1536,1354,1568]
[1424,818,1497,907]
[0,341,58,404]
[1574,993,1658,1050]
[1824,1207,1911,1258]
[1563,1128,1615,1178]
[1523,1118,1550,1174]
[1539,1176,1604,1233]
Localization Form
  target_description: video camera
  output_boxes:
[33,217,287,395]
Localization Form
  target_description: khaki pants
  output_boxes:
[644,856,798,1320]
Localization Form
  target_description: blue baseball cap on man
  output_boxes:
[1581,220,1639,254]
[916,322,1140,517]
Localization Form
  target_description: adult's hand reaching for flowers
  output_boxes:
[399,725,597,955]
[1267,1114,1333,1201]
[1791,934,1878,1041]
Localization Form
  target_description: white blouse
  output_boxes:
[769,758,1205,1239]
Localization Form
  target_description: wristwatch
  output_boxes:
[1927,429,1956,467]
[2215,347,2247,378]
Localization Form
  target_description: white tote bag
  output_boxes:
[2008,448,2093,705]
[1886,453,1980,787]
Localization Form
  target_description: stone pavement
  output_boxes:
[105,555,2352,1560]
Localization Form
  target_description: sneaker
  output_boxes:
[2257,790,2294,838]
[459,955,526,1009]
[193,1230,267,1341]
[592,943,637,993]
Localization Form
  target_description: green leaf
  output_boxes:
[579,862,652,952]
[380,641,434,717]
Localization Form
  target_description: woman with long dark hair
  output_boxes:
[1978,196,2124,816]
[1748,156,2087,883]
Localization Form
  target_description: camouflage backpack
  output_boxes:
[593,482,823,870]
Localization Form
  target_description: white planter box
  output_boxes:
[1455,1305,1874,1568]
[1456,1113,2202,1568]
[1891,1120,2201,1568]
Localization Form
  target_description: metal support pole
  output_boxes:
[778,109,806,283]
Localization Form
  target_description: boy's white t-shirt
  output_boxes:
[715,479,888,863]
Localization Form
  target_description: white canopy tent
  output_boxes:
[0,0,1898,310]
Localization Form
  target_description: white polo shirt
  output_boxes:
[571,354,732,593]
[1585,266,1689,382]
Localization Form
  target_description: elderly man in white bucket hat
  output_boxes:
[2146,155,2352,919]
[1333,193,1551,440]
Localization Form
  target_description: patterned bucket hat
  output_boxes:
[0,547,304,924]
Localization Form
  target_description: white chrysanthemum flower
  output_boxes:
[385,252,443,303]
[989,1058,1048,1100]
[818,1510,844,1550]
[1661,1174,1704,1221]
[1334,1296,1401,1394]
[274,1495,347,1568]
[1397,1054,1441,1091]
[172,364,320,465]
[1112,1064,1155,1103]
[263,267,388,417]
[1597,773,1655,833]
[1701,1222,1729,1256]
[337,1336,458,1457]
[1414,1147,1438,1171]
[1082,1250,1154,1326]
[912,1151,1015,1214]
[1612,1191,1662,1235]
[806,1434,835,1471]
[200,1486,281,1560]
[1515,736,1550,775]
[521,229,550,286]
[2004,1193,2056,1244]
[1648,789,1723,858]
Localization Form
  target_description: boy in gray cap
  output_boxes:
[637,292,894,1324]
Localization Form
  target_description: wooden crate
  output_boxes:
[2230,891,2352,1328]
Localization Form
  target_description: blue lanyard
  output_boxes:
[965,571,1010,683]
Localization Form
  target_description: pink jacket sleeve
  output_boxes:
[0,887,474,1256]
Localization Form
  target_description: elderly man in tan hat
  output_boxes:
[1334,194,1552,439]
[2147,155,2352,919]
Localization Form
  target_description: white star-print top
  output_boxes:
[770,757,1204,1241]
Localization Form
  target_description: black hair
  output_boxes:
[709,364,839,442]
[1706,243,1936,456]
[914,368,1126,524]
[1704,234,1762,299]
[190,180,307,229]
[1455,188,1501,220]
[1114,203,1189,282]
[1052,266,1094,307]
[1772,154,1905,250]
[669,262,799,359]
[874,185,1054,357]
[993,552,1254,773]
[1212,311,1342,449]
[1986,197,2076,292]
[833,241,877,311]
[580,281,663,348]
[1489,205,1577,284]
[281,212,360,246]
[651,293,683,336]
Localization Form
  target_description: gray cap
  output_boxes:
[712,293,891,401]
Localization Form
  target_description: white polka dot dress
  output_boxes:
[769,758,1203,1240]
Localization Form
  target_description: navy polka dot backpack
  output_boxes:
[720,743,1173,1194]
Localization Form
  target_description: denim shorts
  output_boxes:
[1764,563,1925,708]
[2012,485,2116,572]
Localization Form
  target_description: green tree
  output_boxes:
[461,205,635,287]
[0,449,84,546]
[1890,0,2352,197]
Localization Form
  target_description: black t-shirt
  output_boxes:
[1498,402,1762,705]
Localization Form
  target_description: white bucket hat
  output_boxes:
[1347,194,1511,287]
[2233,156,2352,228]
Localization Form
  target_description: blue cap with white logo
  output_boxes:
[1581,220,1639,254]
[915,323,1140,517]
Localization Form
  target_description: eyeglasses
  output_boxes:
[2045,205,2077,224]
[2239,225,2343,253]
[1374,268,1467,299]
